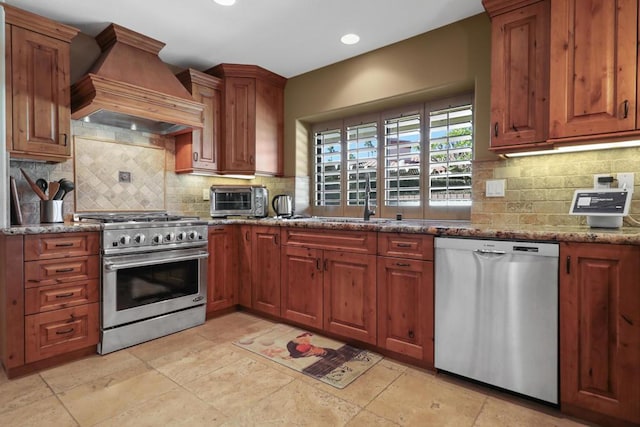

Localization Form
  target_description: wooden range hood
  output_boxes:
[71,23,204,135]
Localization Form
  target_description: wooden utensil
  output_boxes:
[48,181,60,201]
[20,168,48,200]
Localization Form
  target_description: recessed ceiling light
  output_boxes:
[340,33,360,45]
[214,0,236,5]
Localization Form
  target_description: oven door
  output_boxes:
[102,247,208,329]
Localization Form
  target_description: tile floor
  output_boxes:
[0,312,592,427]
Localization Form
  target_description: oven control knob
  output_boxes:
[152,234,163,244]
[134,234,146,244]
[177,231,187,241]
[165,232,175,242]
[188,230,199,240]
[119,235,131,245]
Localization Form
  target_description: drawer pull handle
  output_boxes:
[55,268,74,273]
[55,292,75,298]
[396,243,412,248]
[396,262,410,267]
[56,328,75,335]
[55,243,74,247]
[623,100,630,119]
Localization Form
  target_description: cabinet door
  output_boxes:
[251,227,281,316]
[237,225,252,307]
[221,77,256,174]
[560,242,640,425]
[377,257,433,364]
[281,246,323,328]
[175,82,222,173]
[207,226,237,313]
[489,1,550,148]
[549,0,637,138]
[323,251,377,344]
[255,78,283,176]
[11,26,71,159]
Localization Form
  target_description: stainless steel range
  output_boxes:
[75,212,208,354]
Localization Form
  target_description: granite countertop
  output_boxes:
[3,217,640,245]
[207,217,640,245]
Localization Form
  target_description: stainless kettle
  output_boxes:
[272,194,293,217]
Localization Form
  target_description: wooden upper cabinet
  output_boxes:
[560,242,640,426]
[487,0,550,149]
[175,69,223,175]
[549,0,638,139]
[206,64,286,176]
[5,6,78,162]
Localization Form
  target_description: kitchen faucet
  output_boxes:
[363,173,375,221]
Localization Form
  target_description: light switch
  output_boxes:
[486,179,505,197]
[202,188,210,201]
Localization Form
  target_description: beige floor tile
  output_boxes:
[473,397,589,427]
[127,327,212,362]
[40,350,146,393]
[95,388,227,427]
[184,356,294,416]
[150,342,248,386]
[367,371,486,426]
[0,373,53,415]
[58,367,178,426]
[223,379,361,427]
[195,313,275,343]
[346,410,401,427]
[307,357,405,407]
[0,395,76,427]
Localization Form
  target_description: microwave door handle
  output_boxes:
[104,252,209,271]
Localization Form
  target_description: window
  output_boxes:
[346,121,377,206]
[314,127,341,207]
[428,104,473,206]
[312,94,473,219]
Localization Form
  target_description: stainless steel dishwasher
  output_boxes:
[434,237,559,404]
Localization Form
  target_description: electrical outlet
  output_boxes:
[202,188,210,201]
[617,172,635,191]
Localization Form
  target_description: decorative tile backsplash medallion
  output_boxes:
[74,136,166,212]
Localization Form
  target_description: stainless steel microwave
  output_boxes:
[210,185,268,218]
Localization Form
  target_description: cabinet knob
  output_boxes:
[408,330,415,339]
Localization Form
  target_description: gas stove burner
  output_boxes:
[75,212,198,223]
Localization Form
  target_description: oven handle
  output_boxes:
[104,251,209,271]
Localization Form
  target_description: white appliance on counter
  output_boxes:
[434,237,559,404]
[569,188,632,229]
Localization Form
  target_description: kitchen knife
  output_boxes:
[20,168,48,200]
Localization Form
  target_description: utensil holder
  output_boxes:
[40,200,64,223]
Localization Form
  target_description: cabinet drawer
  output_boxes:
[283,229,376,254]
[25,303,99,363]
[24,232,100,261]
[378,233,434,260]
[24,255,99,288]
[25,279,99,314]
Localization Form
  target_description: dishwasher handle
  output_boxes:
[473,249,506,255]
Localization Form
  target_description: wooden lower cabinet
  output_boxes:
[237,225,252,307]
[25,303,99,363]
[281,246,323,329]
[377,257,433,364]
[323,251,377,345]
[251,227,281,316]
[206,226,237,314]
[560,242,640,426]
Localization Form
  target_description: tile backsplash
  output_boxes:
[9,121,295,224]
[471,147,640,227]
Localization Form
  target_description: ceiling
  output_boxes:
[4,0,484,78]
